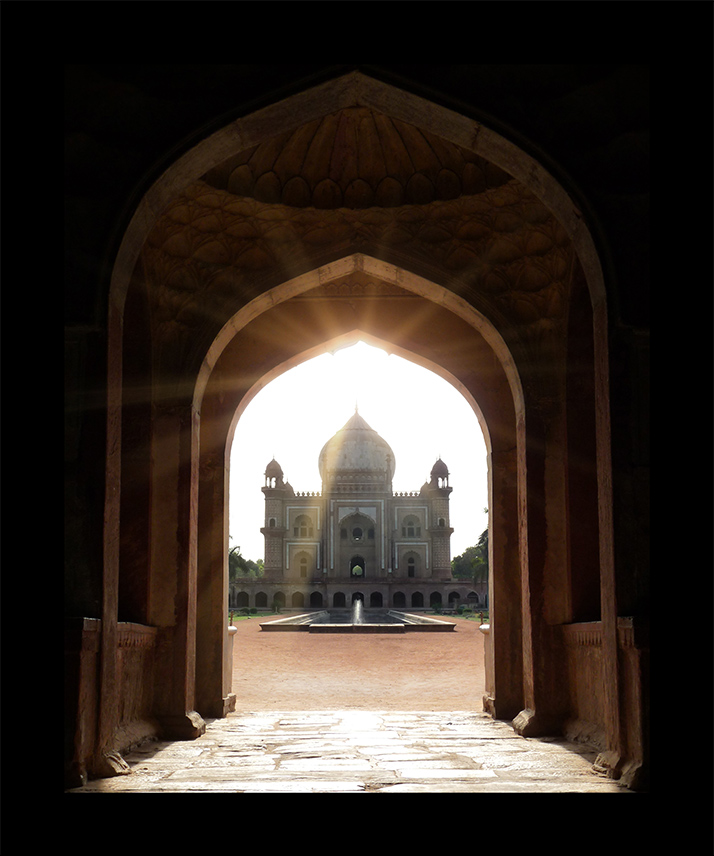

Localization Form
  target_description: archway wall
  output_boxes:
[124,62,613,737]
[109,69,607,327]
[93,72,634,782]
[202,257,519,449]
[195,259,524,719]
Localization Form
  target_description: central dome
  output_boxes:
[318,411,395,489]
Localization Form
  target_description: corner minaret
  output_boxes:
[261,458,290,578]
[429,457,451,492]
[426,457,454,579]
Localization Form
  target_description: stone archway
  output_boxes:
[96,71,625,782]
[195,258,524,724]
[350,555,366,579]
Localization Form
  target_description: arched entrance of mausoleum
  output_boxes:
[198,268,523,705]
[99,72,621,784]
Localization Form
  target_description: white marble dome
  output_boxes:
[318,411,395,485]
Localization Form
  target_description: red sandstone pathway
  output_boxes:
[230,615,486,711]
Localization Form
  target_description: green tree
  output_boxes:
[451,545,480,579]
[471,527,489,584]
[228,543,264,582]
[451,527,489,584]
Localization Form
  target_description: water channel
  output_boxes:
[260,603,456,632]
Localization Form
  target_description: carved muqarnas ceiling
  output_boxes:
[142,107,575,348]
[202,107,513,210]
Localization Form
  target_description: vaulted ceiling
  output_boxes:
[65,65,649,338]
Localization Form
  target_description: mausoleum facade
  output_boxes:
[230,411,485,611]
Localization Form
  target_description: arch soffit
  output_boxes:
[110,73,608,485]
[217,286,497,460]
[112,72,605,350]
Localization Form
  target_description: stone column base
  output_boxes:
[158,710,206,740]
[92,750,132,779]
[512,707,561,738]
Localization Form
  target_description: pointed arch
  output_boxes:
[96,70,620,781]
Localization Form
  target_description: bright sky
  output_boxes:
[229,341,489,562]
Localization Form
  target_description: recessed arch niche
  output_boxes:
[196,255,523,718]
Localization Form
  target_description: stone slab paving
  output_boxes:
[66,710,634,793]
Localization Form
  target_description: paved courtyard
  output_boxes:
[67,617,632,793]
[67,709,631,793]
[230,612,488,711]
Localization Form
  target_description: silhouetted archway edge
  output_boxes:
[101,72,622,775]
[224,326,490,457]
[202,254,517,447]
[231,325,488,434]
[109,71,608,315]
[194,255,523,723]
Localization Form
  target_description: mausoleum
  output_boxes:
[231,410,483,612]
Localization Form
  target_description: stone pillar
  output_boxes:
[94,304,126,777]
[513,395,571,737]
[148,402,205,740]
[487,446,523,720]
[478,623,494,708]
[224,625,238,714]
[196,447,231,718]
[592,300,623,773]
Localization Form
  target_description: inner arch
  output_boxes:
[227,337,490,566]
[195,255,523,719]
[226,328,492,459]
[197,254,524,423]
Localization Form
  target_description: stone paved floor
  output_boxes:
[66,710,633,793]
